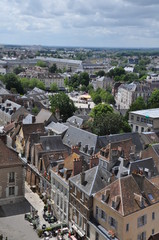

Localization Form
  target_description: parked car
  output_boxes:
[42,224,46,230]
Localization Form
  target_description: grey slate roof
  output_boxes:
[129,157,158,176]
[46,122,68,135]
[98,132,143,153]
[67,116,84,127]
[40,135,67,151]
[62,125,99,155]
[152,143,159,156]
[69,165,111,196]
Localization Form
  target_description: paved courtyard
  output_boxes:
[0,183,69,240]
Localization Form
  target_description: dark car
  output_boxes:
[42,224,46,230]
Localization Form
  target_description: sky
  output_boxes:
[1,0,159,48]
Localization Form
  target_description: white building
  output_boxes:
[129,108,159,133]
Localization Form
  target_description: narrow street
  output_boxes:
[0,183,69,240]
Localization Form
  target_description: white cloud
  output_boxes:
[0,0,159,47]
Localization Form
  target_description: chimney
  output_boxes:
[73,158,82,176]
[89,155,99,169]
[32,115,36,123]
[71,146,80,154]
[80,170,85,185]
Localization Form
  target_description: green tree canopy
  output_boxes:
[49,63,57,73]
[20,77,45,91]
[90,103,113,118]
[96,70,106,77]
[36,60,47,68]
[148,89,159,108]
[50,83,59,92]
[125,96,147,120]
[3,73,24,94]
[13,66,25,75]
[67,72,90,89]
[50,92,76,122]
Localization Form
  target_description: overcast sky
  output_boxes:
[1,0,159,48]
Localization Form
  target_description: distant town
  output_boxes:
[1,44,159,240]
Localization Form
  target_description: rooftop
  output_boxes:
[130,108,159,118]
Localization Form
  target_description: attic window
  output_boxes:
[148,193,154,201]
[112,201,115,208]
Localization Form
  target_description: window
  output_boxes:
[95,232,99,240]
[137,117,140,122]
[152,229,155,235]
[9,172,15,183]
[141,127,144,132]
[9,186,15,196]
[81,192,84,201]
[96,206,98,219]
[60,198,63,209]
[131,115,134,120]
[148,194,154,201]
[87,224,90,238]
[126,223,129,232]
[152,212,155,220]
[136,126,138,132]
[57,194,59,206]
[137,231,146,240]
[79,214,82,227]
[112,201,115,208]
[109,217,117,229]
[101,210,106,221]
[137,215,147,227]
[64,201,66,213]
[52,177,55,185]
[74,187,77,195]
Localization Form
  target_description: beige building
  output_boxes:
[0,137,25,205]
[92,173,159,240]
[129,108,159,133]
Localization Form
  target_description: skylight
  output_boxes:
[148,193,154,201]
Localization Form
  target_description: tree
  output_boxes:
[96,70,106,77]
[79,72,90,86]
[49,63,57,73]
[4,73,24,94]
[125,96,147,120]
[36,60,47,68]
[92,94,102,105]
[90,103,113,119]
[29,78,45,90]
[50,83,59,92]
[50,92,76,122]
[13,66,25,75]
[32,106,39,115]
[89,112,127,135]
[148,89,159,108]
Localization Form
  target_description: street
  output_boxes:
[0,183,69,240]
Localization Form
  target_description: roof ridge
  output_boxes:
[119,178,124,216]
[89,166,98,195]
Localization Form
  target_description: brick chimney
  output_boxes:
[73,158,82,176]
[71,146,80,154]
[89,155,99,169]
[80,170,85,185]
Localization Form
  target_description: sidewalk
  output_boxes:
[25,182,48,228]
